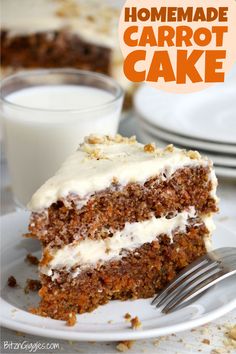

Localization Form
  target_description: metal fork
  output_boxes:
[151,247,236,314]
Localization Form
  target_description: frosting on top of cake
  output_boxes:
[2,0,119,48]
[28,134,212,211]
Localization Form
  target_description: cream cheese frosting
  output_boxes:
[28,135,212,211]
[40,207,211,278]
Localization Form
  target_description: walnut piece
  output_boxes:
[187,150,201,160]
[84,134,136,145]
[164,144,174,153]
[144,143,156,153]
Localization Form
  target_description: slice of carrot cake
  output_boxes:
[27,134,218,320]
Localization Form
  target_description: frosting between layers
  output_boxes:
[40,208,213,279]
[28,137,211,211]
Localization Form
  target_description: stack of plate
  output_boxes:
[134,84,236,179]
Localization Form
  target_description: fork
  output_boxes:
[151,247,236,314]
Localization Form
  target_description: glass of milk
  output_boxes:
[0,69,124,207]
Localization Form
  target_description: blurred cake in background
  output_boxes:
[1,0,134,107]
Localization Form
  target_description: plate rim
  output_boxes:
[138,120,236,166]
[1,298,236,341]
[138,129,236,179]
[137,114,236,155]
[134,84,236,145]
[1,211,236,341]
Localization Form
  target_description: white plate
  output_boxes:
[137,115,236,155]
[1,211,236,341]
[138,128,236,179]
[134,84,236,145]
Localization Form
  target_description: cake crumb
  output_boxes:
[223,324,236,348]
[24,279,41,294]
[130,316,142,329]
[7,276,17,288]
[211,349,225,354]
[66,312,77,327]
[25,253,39,265]
[15,331,25,336]
[116,340,134,352]
[144,143,156,153]
[228,325,236,340]
[202,339,210,345]
[152,339,160,346]
[124,313,131,321]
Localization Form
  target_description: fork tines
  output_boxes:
[152,247,236,313]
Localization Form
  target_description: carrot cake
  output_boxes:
[27,135,218,320]
[1,0,134,107]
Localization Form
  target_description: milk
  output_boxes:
[3,85,122,206]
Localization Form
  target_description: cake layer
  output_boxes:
[41,208,213,278]
[1,30,111,74]
[28,136,216,212]
[29,165,217,247]
[35,222,208,320]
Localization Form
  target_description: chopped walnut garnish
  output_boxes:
[66,312,77,326]
[187,150,201,160]
[116,340,134,352]
[164,144,174,153]
[85,135,104,145]
[84,134,136,145]
[25,253,39,265]
[130,316,142,329]
[112,177,119,185]
[24,279,41,294]
[7,276,17,288]
[89,148,106,160]
[82,143,109,160]
[144,143,156,153]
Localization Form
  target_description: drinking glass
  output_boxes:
[0,69,124,207]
